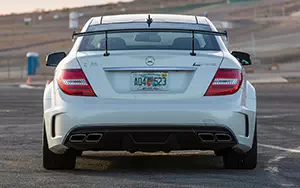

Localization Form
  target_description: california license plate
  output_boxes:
[131,72,168,91]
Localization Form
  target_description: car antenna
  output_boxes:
[146,15,153,27]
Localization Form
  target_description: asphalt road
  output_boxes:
[0,84,300,188]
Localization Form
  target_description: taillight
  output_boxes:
[57,69,96,96]
[204,68,243,96]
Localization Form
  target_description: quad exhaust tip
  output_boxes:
[215,133,232,142]
[85,133,103,143]
[69,134,86,143]
[198,133,216,142]
[69,133,103,143]
[198,133,232,142]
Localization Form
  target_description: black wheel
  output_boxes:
[223,126,257,170]
[214,149,226,156]
[75,151,83,156]
[43,125,76,170]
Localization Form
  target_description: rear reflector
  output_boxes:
[204,68,242,96]
[57,69,96,96]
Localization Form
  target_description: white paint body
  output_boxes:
[43,14,256,154]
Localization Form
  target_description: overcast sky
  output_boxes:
[1,0,132,14]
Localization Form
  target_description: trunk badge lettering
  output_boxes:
[90,62,98,67]
[193,63,217,66]
[193,62,201,66]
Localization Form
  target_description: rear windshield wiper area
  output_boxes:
[73,28,227,57]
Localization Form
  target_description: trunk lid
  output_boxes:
[76,50,223,100]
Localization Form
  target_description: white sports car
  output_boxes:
[43,14,257,170]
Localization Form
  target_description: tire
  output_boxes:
[214,149,226,156]
[43,125,76,170]
[223,126,257,170]
[75,151,83,156]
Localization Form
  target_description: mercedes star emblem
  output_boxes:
[145,56,155,66]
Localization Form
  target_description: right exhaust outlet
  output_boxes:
[85,133,103,143]
[198,133,216,142]
[215,133,232,142]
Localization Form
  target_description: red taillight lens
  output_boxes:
[204,68,243,96]
[57,69,96,96]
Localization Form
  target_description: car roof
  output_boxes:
[90,14,209,26]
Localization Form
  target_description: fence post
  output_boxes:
[7,59,10,79]
[282,6,285,16]
[21,59,25,79]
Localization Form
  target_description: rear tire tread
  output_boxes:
[223,125,257,170]
[43,125,76,170]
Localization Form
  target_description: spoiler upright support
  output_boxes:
[103,31,110,56]
[190,31,196,56]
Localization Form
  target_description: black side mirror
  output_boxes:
[231,51,252,66]
[46,52,66,67]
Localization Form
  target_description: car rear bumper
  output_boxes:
[44,91,256,154]
[63,126,238,152]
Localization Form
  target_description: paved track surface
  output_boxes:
[0,84,300,188]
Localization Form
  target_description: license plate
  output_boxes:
[131,72,168,91]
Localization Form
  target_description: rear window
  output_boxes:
[79,30,220,52]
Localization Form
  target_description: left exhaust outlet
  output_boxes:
[69,134,86,143]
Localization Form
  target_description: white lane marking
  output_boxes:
[19,84,44,90]
[265,153,295,186]
[268,155,286,163]
[258,115,281,119]
[0,109,17,113]
[265,166,279,173]
[274,126,297,132]
[265,154,286,174]
[257,113,296,119]
[266,155,285,172]
[248,77,288,84]
[262,143,299,185]
[259,144,300,153]
[281,184,296,187]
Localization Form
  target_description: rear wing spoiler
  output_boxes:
[72,28,227,56]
